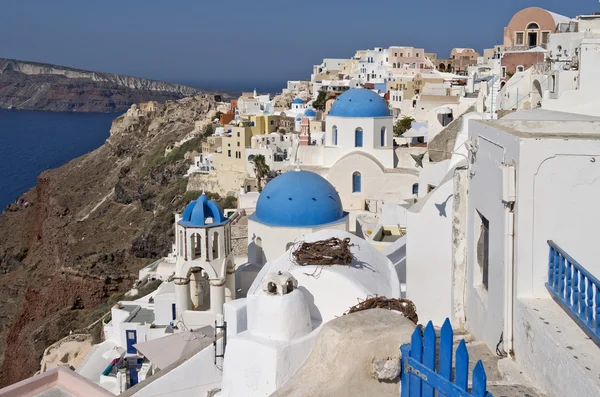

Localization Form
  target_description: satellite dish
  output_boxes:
[410,153,425,168]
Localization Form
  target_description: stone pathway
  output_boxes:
[458,335,548,397]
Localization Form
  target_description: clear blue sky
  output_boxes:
[0,1,596,92]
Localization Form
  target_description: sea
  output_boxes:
[0,110,118,210]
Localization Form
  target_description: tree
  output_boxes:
[312,91,328,110]
[393,116,415,137]
[252,155,270,192]
[203,123,215,138]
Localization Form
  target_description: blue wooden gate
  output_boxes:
[400,318,493,397]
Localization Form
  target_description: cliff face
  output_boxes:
[0,58,231,112]
[0,96,218,386]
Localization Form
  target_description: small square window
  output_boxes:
[541,32,550,44]
[516,32,524,46]
[228,150,231,157]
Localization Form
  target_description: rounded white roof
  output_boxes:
[247,230,400,323]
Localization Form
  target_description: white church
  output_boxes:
[295,88,421,210]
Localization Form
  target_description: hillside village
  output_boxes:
[3,6,600,397]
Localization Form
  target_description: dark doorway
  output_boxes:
[528,32,538,47]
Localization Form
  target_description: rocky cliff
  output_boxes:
[0,58,232,112]
[0,95,226,386]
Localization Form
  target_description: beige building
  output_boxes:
[503,7,570,48]
[202,136,222,154]
[213,114,280,173]
[389,46,428,69]
[438,48,480,74]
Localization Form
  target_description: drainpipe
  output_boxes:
[502,164,516,355]
[503,207,515,355]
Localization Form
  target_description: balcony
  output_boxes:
[510,241,600,397]
[546,240,600,344]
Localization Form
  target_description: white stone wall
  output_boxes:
[466,121,520,350]
[326,152,418,210]
[406,172,455,325]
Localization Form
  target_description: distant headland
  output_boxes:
[0,58,235,112]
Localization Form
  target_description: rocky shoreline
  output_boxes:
[0,95,223,386]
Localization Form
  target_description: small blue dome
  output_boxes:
[179,194,227,227]
[328,88,390,118]
[295,115,302,121]
[251,171,346,227]
[292,98,304,105]
[304,109,317,117]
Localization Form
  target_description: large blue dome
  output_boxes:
[328,88,390,118]
[251,170,346,227]
[179,194,228,227]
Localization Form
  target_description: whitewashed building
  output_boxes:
[295,88,422,209]
[404,109,600,397]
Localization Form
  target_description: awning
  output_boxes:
[133,328,213,370]
[403,123,428,138]
[435,107,453,115]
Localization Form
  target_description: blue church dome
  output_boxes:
[179,194,227,227]
[328,88,390,118]
[251,170,347,227]
[292,98,304,105]
[304,109,317,117]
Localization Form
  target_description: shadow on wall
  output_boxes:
[297,286,321,324]
[435,194,452,218]
[248,233,265,265]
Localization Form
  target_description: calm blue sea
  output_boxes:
[0,110,117,210]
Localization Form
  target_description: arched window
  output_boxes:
[393,63,397,68]
[380,127,386,147]
[526,22,539,30]
[191,233,202,259]
[412,183,419,195]
[332,125,338,145]
[212,232,219,259]
[354,128,363,147]
[352,172,362,193]
[248,154,255,162]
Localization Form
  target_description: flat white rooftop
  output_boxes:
[476,110,600,139]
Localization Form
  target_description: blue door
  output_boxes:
[129,366,138,386]
[126,330,137,354]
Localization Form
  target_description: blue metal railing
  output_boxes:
[546,240,600,344]
[400,318,492,397]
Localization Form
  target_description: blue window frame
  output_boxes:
[172,303,176,321]
[412,183,419,195]
[352,172,361,193]
[355,128,363,147]
[380,127,386,146]
[333,126,338,145]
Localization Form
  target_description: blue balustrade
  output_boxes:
[546,240,600,344]
[400,318,493,397]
